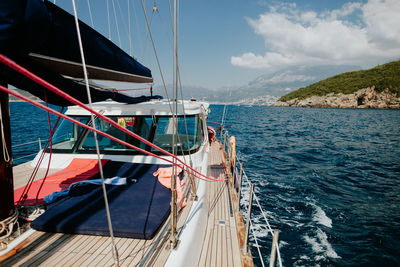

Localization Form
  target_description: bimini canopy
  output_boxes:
[0,0,157,106]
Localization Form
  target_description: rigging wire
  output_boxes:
[0,55,225,183]
[111,0,122,48]
[0,57,226,184]
[34,94,63,204]
[139,0,190,164]
[140,0,170,101]
[0,86,225,183]
[106,0,111,40]
[71,1,119,265]
[86,0,94,27]
[128,0,132,56]
[16,106,64,206]
[116,0,133,55]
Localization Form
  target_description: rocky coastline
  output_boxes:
[272,86,400,109]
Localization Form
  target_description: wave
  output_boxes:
[304,228,341,260]
[311,203,332,228]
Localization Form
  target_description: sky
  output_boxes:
[56,0,400,91]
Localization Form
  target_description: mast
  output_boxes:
[0,82,14,222]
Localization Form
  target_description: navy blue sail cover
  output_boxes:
[0,0,157,106]
[31,162,179,239]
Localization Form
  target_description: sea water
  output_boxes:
[10,102,400,266]
[209,105,400,266]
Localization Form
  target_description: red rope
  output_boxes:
[0,85,224,182]
[16,105,64,206]
[34,93,54,204]
[0,54,224,182]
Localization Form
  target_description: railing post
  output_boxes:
[38,137,42,151]
[269,231,280,267]
[237,163,243,212]
[242,183,254,254]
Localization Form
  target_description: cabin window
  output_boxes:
[152,115,203,153]
[52,117,88,150]
[51,114,204,155]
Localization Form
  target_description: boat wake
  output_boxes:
[303,228,341,260]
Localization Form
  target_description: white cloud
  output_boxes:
[231,0,400,69]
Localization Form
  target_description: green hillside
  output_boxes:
[279,60,400,102]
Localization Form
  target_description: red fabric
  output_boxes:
[14,158,109,206]
[153,166,186,208]
[0,55,224,183]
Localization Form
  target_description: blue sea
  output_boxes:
[10,102,400,266]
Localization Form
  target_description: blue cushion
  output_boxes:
[31,162,176,239]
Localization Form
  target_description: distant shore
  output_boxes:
[271,87,400,109]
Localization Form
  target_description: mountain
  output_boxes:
[153,84,215,100]
[203,64,360,103]
[279,60,400,102]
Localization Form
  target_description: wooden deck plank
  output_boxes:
[19,234,73,267]
[5,233,64,266]
[6,140,245,267]
[68,235,104,266]
[230,217,242,267]
[81,236,113,266]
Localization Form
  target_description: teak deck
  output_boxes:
[3,142,246,266]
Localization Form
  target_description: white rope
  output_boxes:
[0,209,18,241]
[115,0,132,55]
[0,103,11,163]
[131,0,145,60]
[239,159,283,267]
[111,0,122,47]
[71,1,119,265]
[86,0,94,27]
[106,0,111,40]
[140,0,170,102]
[128,0,132,56]
[250,221,266,267]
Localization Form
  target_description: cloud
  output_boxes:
[231,0,400,69]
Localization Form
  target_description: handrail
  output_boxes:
[13,153,38,161]
[12,139,42,148]
[237,156,283,267]
[213,124,283,267]
[12,138,44,162]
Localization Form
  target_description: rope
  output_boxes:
[0,86,225,184]
[111,0,122,47]
[128,0,132,56]
[0,54,226,183]
[86,0,94,28]
[0,209,18,242]
[71,0,119,265]
[115,0,132,54]
[106,0,111,40]
[140,0,171,102]
[15,110,63,206]
[250,221,266,267]
[239,158,283,267]
[34,94,57,204]
[0,103,11,163]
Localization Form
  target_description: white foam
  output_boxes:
[312,204,332,228]
[304,228,341,259]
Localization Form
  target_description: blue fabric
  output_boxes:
[43,176,137,204]
[0,0,158,106]
[31,162,178,239]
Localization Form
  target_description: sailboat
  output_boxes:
[0,0,281,266]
